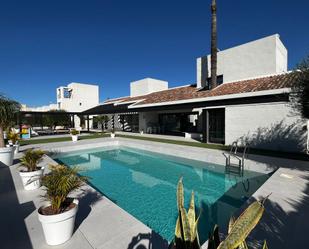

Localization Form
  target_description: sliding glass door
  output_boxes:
[208,108,225,144]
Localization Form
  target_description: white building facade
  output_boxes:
[56,83,99,128]
[22,82,99,129]
[84,34,308,153]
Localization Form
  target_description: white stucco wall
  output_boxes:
[57,83,99,112]
[225,102,307,153]
[197,34,288,88]
[130,78,168,97]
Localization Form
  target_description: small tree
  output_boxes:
[94,115,109,132]
[42,109,71,130]
[0,95,21,147]
[292,55,309,119]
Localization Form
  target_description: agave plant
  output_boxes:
[170,177,201,249]
[41,165,88,214]
[208,196,270,249]
[20,149,46,172]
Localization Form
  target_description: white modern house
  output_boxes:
[56,83,99,128]
[84,34,308,153]
[22,82,99,129]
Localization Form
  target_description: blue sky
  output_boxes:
[0,0,308,106]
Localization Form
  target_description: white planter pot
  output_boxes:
[111,133,115,138]
[0,147,14,166]
[38,199,79,245]
[19,167,44,190]
[71,135,78,142]
[13,144,20,154]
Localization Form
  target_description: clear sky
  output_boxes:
[0,0,308,106]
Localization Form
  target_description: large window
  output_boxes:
[63,88,72,98]
[159,112,199,135]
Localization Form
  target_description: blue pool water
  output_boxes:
[55,146,269,243]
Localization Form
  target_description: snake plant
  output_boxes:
[170,177,269,249]
[208,196,270,249]
[170,177,201,249]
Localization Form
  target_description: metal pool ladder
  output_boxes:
[224,141,249,173]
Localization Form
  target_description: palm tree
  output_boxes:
[210,0,218,89]
[94,115,109,132]
[0,95,21,147]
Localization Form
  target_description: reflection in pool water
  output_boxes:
[55,146,269,243]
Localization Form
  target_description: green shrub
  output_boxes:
[41,165,88,214]
[20,149,45,172]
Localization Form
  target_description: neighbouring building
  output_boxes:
[22,82,99,129]
[84,34,308,153]
[56,82,99,128]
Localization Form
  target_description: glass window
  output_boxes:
[63,88,71,98]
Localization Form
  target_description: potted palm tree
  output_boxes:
[38,165,88,245]
[70,129,79,142]
[7,130,20,154]
[19,149,45,190]
[0,95,20,166]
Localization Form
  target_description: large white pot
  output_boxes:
[38,199,79,245]
[19,167,44,190]
[111,133,115,138]
[71,135,78,142]
[0,147,14,166]
[14,144,20,154]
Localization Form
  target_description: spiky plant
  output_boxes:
[208,196,270,249]
[41,165,88,214]
[0,95,20,148]
[170,177,200,249]
[20,149,45,172]
[7,130,20,144]
[70,129,79,135]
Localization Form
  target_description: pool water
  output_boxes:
[55,146,269,243]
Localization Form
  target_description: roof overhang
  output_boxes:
[129,88,291,109]
[82,89,291,115]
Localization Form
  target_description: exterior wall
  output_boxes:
[57,83,99,129]
[225,102,307,153]
[130,78,168,97]
[57,82,99,112]
[197,34,288,88]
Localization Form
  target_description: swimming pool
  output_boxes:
[55,146,269,243]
